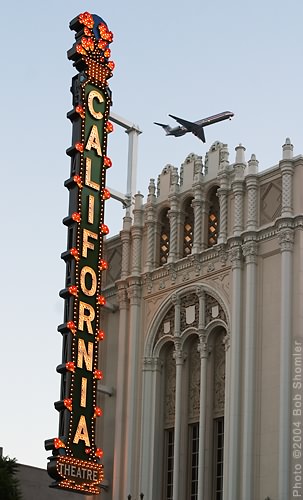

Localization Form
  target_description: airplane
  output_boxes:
[154,111,234,143]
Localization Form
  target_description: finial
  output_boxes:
[282,137,293,160]
[235,143,246,164]
[247,153,259,174]
[134,192,144,209]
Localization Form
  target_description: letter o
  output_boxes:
[87,90,104,120]
[80,266,97,296]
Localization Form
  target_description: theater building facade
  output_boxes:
[97,139,303,500]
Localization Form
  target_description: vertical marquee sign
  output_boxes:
[45,12,114,495]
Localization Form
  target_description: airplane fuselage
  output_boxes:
[154,111,234,142]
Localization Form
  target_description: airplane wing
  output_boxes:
[169,114,206,142]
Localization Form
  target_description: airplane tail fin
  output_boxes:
[154,122,172,134]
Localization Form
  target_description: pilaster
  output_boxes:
[277,223,294,500]
[112,280,129,500]
[227,240,243,500]
[241,237,258,500]
[124,278,142,498]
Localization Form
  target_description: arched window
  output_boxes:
[183,198,194,257]
[159,208,170,266]
[208,187,220,247]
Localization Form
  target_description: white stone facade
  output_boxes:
[96,139,303,500]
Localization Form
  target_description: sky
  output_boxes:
[1,0,302,469]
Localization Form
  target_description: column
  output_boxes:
[140,357,160,499]
[192,184,203,254]
[232,144,246,237]
[173,341,185,500]
[227,242,242,500]
[131,193,144,275]
[246,154,259,231]
[168,193,179,263]
[112,283,129,500]
[144,179,156,272]
[218,144,230,244]
[120,215,132,279]
[222,332,231,499]
[241,239,258,500]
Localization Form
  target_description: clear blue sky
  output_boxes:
[1,0,302,468]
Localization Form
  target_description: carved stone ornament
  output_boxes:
[127,284,141,304]
[180,293,198,331]
[144,272,153,293]
[218,245,229,266]
[213,333,226,414]
[229,244,242,269]
[188,340,200,419]
[242,240,258,264]
[117,286,128,308]
[155,306,175,344]
[278,228,294,252]
[205,294,226,325]
[164,346,176,425]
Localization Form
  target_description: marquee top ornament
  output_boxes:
[67,11,115,84]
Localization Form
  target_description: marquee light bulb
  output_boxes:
[101,224,109,235]
[94,407,103,418]
[82,37,95,52]
[72,212,81,223]
[76,44,87,56]
[70,248,80,260]
[67,321,77,334]
[103,156,112,168]
[94,370,103,380]
[102,188,110,200]
[64,399,73,411]
[75,142,84,153]
[97,330,105,341]
[97,295,106,305]
[98,40,108,51]
[99,259,108,270]
[75,105,85,119]
[107,61,115,71]
[79,12,94,29]
[73,175,83,188]
[54,438,66,449]
[106,121,114,133]
[83,27,92,37]
[68,285,78,296]
[66,361,75,373]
